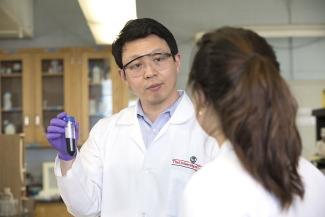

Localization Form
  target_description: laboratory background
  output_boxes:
[0,0,324,216]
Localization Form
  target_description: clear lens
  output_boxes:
[124,53,171,78]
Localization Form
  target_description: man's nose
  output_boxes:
[143,63,157,78]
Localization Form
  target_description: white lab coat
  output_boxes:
[180,140,325,217]
[55,92,219,217]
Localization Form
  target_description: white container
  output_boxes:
[12,63,21,72]
[98,99,103,115]
[0,199,17,216]
[5,67,11,74]
[2,188,13,201]
[89,97,97,115]
[4,122,16,135]
[3,91,12,110]
[0,188,17,216]
[92,66,101,83]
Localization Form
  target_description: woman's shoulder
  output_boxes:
[282,157,325,216]
[298,157,325,190]
[299,157,325,175]
[188,148,253,191]
[181,148,280,216]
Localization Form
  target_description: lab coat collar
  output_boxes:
[116,91,194,153]
[216,139,233,158]
[116,90,194,126]
[168,91,194,124]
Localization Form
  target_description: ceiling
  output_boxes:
[0,0,33,39]
[0,0,324,47]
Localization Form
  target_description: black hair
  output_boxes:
[112,18,178,69]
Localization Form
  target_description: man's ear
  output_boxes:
[118,69,127,82]
[174,54,181,74]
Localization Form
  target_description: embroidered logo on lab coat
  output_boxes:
[190,156,197,164]
[172,157,202,171]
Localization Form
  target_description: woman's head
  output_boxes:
[189,26,304,209]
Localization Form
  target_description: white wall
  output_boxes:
[287,81,325,158]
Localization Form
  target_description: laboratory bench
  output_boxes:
[34,200,72,217]
[3,214,35,217]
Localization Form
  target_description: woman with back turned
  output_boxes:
[180,27,325,216]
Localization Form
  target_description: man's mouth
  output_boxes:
[147,83,162,91]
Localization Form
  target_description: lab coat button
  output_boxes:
[141,213,147,217]
[143,169,150,175]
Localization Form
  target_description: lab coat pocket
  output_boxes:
[166,170,193,216]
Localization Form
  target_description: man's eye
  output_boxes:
[130,63,142,70]
[155,56,166,62]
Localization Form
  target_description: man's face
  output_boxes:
[119,34,180,108]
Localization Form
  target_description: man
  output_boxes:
[46,18,218,217]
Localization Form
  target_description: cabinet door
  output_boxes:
[34,52,73,147]
[0,54,35,144]
[79,48,128,144]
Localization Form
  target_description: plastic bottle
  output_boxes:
[3,188,13,200]
[0,188,17,216]
[4,121,16,134]
[3,91,12,110]
[92,66,101,83]
[98,96,104,115]
[89,96,97,115]
[63,116,76,156]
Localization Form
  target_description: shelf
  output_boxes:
[26,144,82,149]
[43,106,64,111]
[0,73,22,77]
[89,114,104,118]
[1,107,22,112]
[42,72,64,76]
[89,82,103,86]
[312,108,325,117]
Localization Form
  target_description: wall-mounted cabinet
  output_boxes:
[34,51,72,146]
[78,47,128,144]
[0,47,129,147]
[0,54,34,144]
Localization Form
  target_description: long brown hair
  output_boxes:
[188,27,304,209]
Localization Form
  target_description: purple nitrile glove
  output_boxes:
[46,112,80,161]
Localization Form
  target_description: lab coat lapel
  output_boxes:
[130,120,146,153]
[152,92,194,143]
[169,92,194,124]
[116,102,146,153]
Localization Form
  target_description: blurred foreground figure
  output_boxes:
[180,27,325,217]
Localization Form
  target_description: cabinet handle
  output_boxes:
[24,116,29,126]
[35,115,40,126]
[70,57,74,65]
[20,137,25,184]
